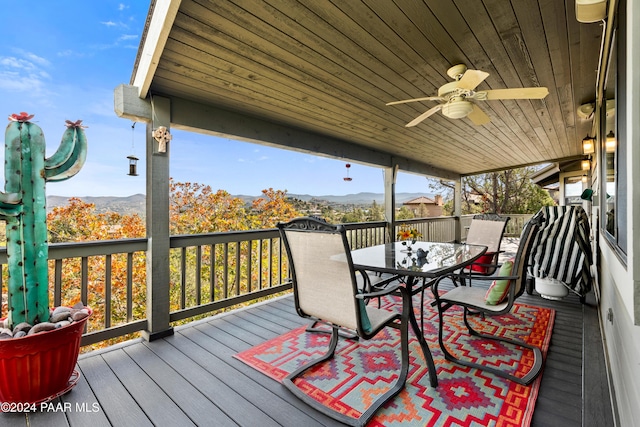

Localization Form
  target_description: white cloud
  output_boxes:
[118,3,128,11]
[0,52,53,102]
[23,52,50,67]
[118,34,138,41]
[101,21,118,27]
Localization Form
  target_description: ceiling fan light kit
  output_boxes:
[388,64,549,127]
[575,0,607,23]
[442,99,473,119]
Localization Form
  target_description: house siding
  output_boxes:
[598,0,640,424]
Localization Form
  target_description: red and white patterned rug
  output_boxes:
[235,295,554,426]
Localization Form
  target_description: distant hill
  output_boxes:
[282,192,434,205]
[46,192,435,216]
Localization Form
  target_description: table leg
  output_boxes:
[405,277,438,387]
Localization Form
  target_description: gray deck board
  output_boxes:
[123,343,237,427]
[1,280,613,427]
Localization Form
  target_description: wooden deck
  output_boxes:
[1,278,614,427]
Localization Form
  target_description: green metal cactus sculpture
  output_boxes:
[0,112,87,329]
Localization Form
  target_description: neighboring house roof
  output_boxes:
[404,196,436,205]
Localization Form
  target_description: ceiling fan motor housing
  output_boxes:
[442,99,473,119]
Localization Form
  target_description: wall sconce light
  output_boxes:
[581,159,591,171]
[582,135,595,154]
[127,155,139,176]
[605,131,616,153]
[581,175,588,183]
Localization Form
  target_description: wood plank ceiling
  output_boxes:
[132,0,603,178]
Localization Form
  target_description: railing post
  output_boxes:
[143,95,174,341]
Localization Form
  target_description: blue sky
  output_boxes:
[0,1,431,198]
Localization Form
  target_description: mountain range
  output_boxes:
[46,192,434,217]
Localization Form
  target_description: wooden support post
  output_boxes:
[142,95,174,341]
[384,165,398,242]
[454,178,462,243]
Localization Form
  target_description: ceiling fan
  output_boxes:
[386,64,549,127]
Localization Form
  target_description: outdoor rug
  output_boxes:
[234,295,555,426]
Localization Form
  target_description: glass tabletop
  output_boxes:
[349,241,487,277]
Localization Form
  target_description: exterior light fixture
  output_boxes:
[127,155,139,176]
[605,131,616,153]
[581,175,588,183]
[582,134,595,154]
[581,159,591,171]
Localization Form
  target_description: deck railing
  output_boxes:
[0,215,529,346]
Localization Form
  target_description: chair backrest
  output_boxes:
[278,217,361,331]
[510,219,539,299]
[466,215,510,253]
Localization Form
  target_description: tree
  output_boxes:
[396,206,415,220]
[426,167,555,215]
[368,200,385,221]
[169,179,248,234]
[47,198,147,350]
[250,188,301,228]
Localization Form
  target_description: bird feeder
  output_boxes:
[127,155,139,176]
[343,163,352,181]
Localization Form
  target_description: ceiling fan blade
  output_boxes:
[457,69,489,91]
[386,96,444,106]
[482,87,549,100]
[467,104,491,126]
[406,104,443,127]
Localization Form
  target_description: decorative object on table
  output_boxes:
[0,112,89,405]
[527,206,592,301]
[396,226,422,252]
[235,295,555,427]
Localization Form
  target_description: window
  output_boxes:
[601,0,627,256]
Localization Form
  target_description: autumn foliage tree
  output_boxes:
[46,198,147,350]
[167,180,300,316]
[13,182,301,350]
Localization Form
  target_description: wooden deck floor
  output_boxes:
[0,279,614,427]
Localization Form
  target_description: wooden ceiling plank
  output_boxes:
[358,0,521,164]
[178,2,461,154]
[404,0,539,164]
[448,0,547,163]
[152,67,480,171]
[508,0,574,158]
[481,0,564,160]
[171,2,496,172]
[171,8,426,148]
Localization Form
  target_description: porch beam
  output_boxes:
[114,84,459,181]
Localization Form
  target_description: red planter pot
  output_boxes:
[0,308,91,404]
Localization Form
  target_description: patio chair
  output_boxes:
[432,219,543,385]
[278,217,414,426]
[454,214,510,287]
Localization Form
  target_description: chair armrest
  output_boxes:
[356,283,402,299]
[449,273,520,283]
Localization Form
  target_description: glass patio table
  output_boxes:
[349,241,487,387]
